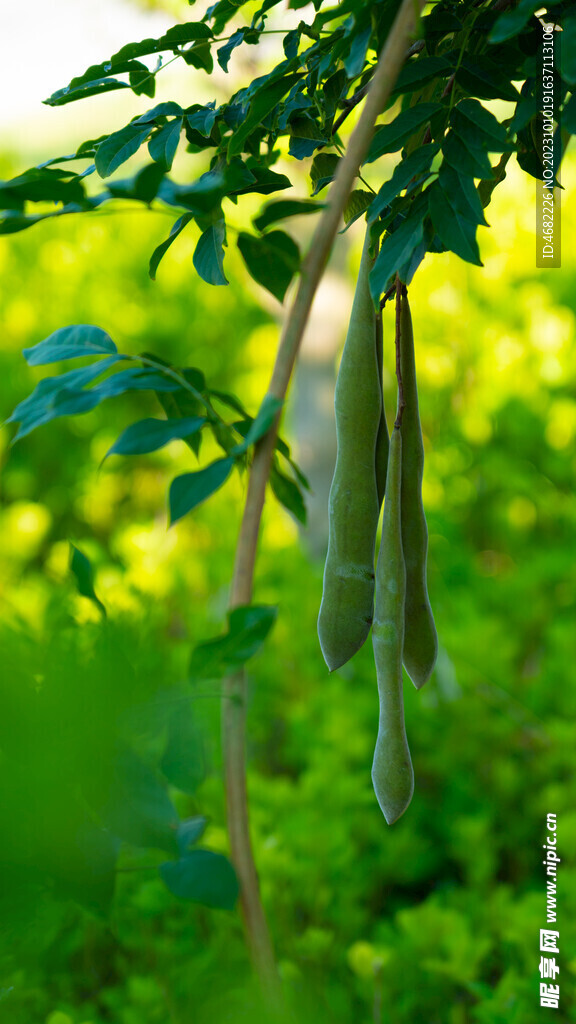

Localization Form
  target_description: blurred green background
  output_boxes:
[2,4,576,1021]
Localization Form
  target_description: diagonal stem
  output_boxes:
[221,0,427,1009]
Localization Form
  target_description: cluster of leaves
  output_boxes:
[8,325,309,526]
[1,0,574,301]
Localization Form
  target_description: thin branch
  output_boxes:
[221,0,427,1010]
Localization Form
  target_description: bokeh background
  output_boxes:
[1,2,576,1022]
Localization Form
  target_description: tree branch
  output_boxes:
[221,0,428,1010]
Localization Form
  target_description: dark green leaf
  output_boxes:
[106,162,165,203]
[452,98,513,152]
[437,163,488,226]
[237,230,299,302]
[0,168,86,207]
[442,130,494,180]
[69,544,106,616]
[231,164,292,197]
[105,416,204,458]
[288,116,327,159]
[23,324,118,366]
[428,182,483,266]
[93,748,179,854]
[177,817,207,855]
[310,152,340,194]
[160,850,238,909]
[148,119,183,171]
[367,144,439,223]
[563,94,576,135]
[44,78,130,107]
[456,57,520,102]
[161,709,205,794]
[95,124,152,178]
[490,0,562,42]
[189,605,277,679]
[344,23,371,78]
[181,41,213,73]
[129,66,156,98]
[217,29,245,72]
[8,358,120,441]
[111,23,212,64]
[193,221,228,286]
[231,395,283,454]
[269,463,307,524]
[392,55,452,93]
[343,189,374,228]
[253,198,323,232]
[134,101,185,124]
[169,458,234,524]
[369,210,425,300]
[366,103,443,162]
[149,214,194,279]
[227,73,301,158]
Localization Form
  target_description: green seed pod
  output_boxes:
[399,292,438,689]
[372,425,414,824]
[374,306,390,509]
[318,229,382,671]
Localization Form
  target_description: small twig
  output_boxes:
[380,282,397,310]
[394,276,405,427]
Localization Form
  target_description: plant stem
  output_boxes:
[222,0,427,1008]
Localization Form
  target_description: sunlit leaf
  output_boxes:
[23,325,118,366]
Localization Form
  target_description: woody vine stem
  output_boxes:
[221,0,427,1007]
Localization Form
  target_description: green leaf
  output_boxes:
[69,544,106,616]
[44,78,131,107]
[230,164,292,197]
[343,189,374,228]
[161,709,205,794]
[217,29,246,72]
[0,168,86,207]
[288,116,327,159]
[106,162,165,203]
[456,57,520,102]
[189,605,277,680]
[105,416,205,459]
[95,124,152,178]
[227,73,301,158]
[160,850,238,909]
[149,214,194,279]
[367,144,439,223]
[437,163,488,227]
[442,131,494,180]
[452,99,513,152]
[392,54,453,93]
[92,747,179,854]
[369,210,425,300]
[177,817,207,855]
[169,458,234,524]
[237,230,299,302]
[8,358,120,441]
[253,198,323,232]
[231,394,283,454]
[489,0,562,42]
[310,152,340,195]
[193,221,228,286]
[129,66,156,98]
[428,182,483,265]
[111,23,213,64]
[23,325,118,365]
[148,119,183,171]
[366,103,443,162]
[269,462,307,524]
